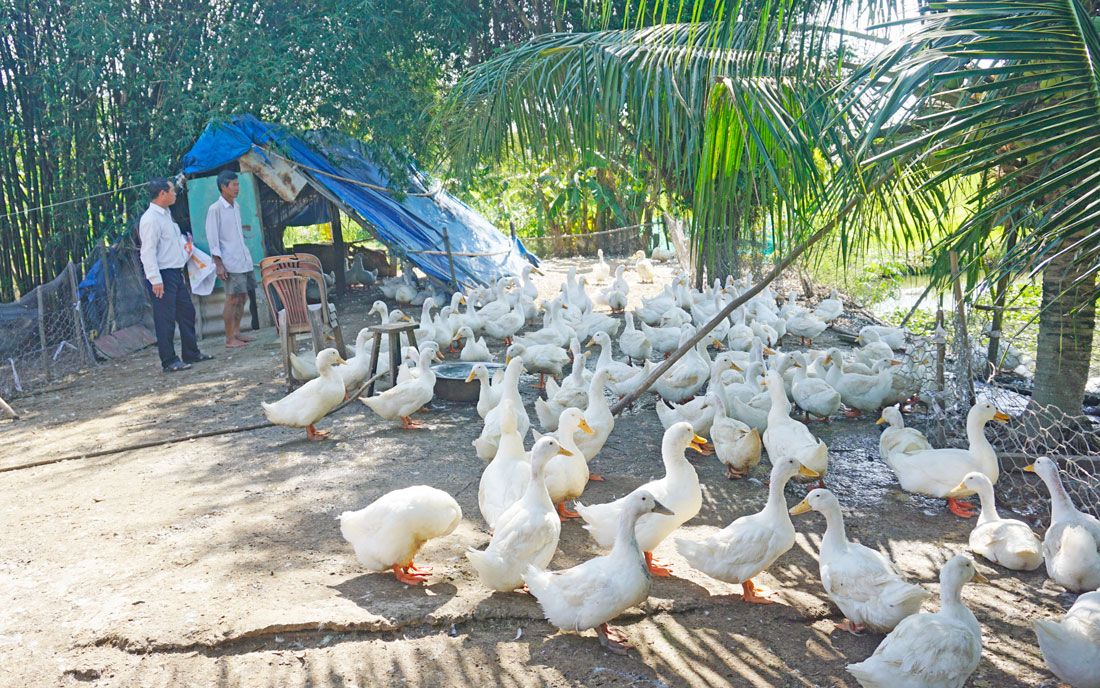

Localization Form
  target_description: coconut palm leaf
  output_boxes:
[842,0,1100,287]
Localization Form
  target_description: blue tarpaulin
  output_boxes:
[180,115,536,287]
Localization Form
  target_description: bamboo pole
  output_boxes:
[610,173,891,416]
[949,250,975,404]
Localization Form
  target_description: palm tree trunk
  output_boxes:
[1031,232,1096,418]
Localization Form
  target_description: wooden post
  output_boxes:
[949,250,975,404]
[935,301,945,392]
[308,306,324,355]
[440,222,458,290]
[99,239,115,334]
[278,310,293,391]
[331,202,347,296]
[67,261,96,366]
[36,286,51,381]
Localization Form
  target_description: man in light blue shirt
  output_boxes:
[205,171,255,347]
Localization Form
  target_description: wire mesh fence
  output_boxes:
[0,242,152,400]
[879,302,1100,525]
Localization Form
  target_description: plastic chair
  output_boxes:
[260,263,345,388]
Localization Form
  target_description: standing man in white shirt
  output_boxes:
[205,171,256,348]
[139,177,213,372]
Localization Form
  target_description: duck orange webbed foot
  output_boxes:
[740,578,775,604]
[725,466,747,480]
[597,623,631,655]
[948,497,978,518]
[556,503,580,521]
[306,424,330,440]
[400,416,426,429]
[644,552,673,577]
[834,619,866,635]
[392,564,429,586]
[588,472,605,482]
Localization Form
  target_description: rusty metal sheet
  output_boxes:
[239,149,307,202]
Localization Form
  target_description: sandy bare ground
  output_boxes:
[0,256,1076,687]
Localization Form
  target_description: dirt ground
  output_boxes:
[0,256,1078,687]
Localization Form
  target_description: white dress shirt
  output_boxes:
[139,203,188,285]
[204,196,253,274]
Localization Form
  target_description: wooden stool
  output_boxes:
[365,322,419,396]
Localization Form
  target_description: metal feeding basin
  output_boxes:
[432,361,504,402]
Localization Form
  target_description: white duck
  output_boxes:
[336,328,375,394]
[591,249,611,283]
[607,359,657,400]
[517,300,573,348]
[360,342,441,429]
[505,341,570,388]
[641,318,683,357]
[656,393,723,437]
[790,489,930,634]
[534,345,589,431]
[876,405,932,460]
[675,456,820,603]
[651,246,675,261]
[465,362,503,419]
[338,485,462,586]
[790,353,841,421]
[1032,588,1100,688]
[859,325,906,351]
[482,292,525,344]
[785,309,827,345]
[814,289,844,322]
[588,330,635,383]
[478,398,531,530]
[573,368,615,473]
[956,472,1043,571]
[731,392,771,434]
[541,408,593,520]
[762,369,830,483]
[632,250,656,283]
[468,436,565,592]
[636,285,675,325]
[846,555,986,688]
[654,329,712,402]
[412,297,438,343]
[1026,456,1100,591]
[726,308,755,352]
[453,326,492,362]
[524,490,673,655]
[473,357,530,460]
[598,265,629,314]
[829,358,899,416]
[261,348,347,440]
[711,391,762,479]
[577,423,705,576]
[884,402,1009,518]
[619,311,652,364]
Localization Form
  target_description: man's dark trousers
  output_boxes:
[148,267,201,368]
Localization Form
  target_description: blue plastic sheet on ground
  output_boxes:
[179,115,537,287]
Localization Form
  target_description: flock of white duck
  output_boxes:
[260,254,1099,687]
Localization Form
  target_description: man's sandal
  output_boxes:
[163,361,192,373]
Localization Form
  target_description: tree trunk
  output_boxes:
[1030,233,1096,418]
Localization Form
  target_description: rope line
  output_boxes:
[521,222,655,241]
[1,182,148,220]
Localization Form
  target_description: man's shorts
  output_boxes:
[225,271,256,295]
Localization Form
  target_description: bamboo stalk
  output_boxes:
[36,285,51,381]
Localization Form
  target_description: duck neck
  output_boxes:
[763,473,791,517]
[598,340,612,369]
[319,360,341,381]
[819,505,849,552]
[939,574,968,618]
[611,505,645,559]
[1042,469,1079,523]
[973,479,1000,523]
[525,458,554,510]
[965,415,999,479]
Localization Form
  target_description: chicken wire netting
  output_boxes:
[0,244,151,400]
[891,305,1100,525]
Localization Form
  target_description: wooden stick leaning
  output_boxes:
[610,180,885,416]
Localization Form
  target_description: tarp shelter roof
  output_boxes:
[179,115,536,288]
